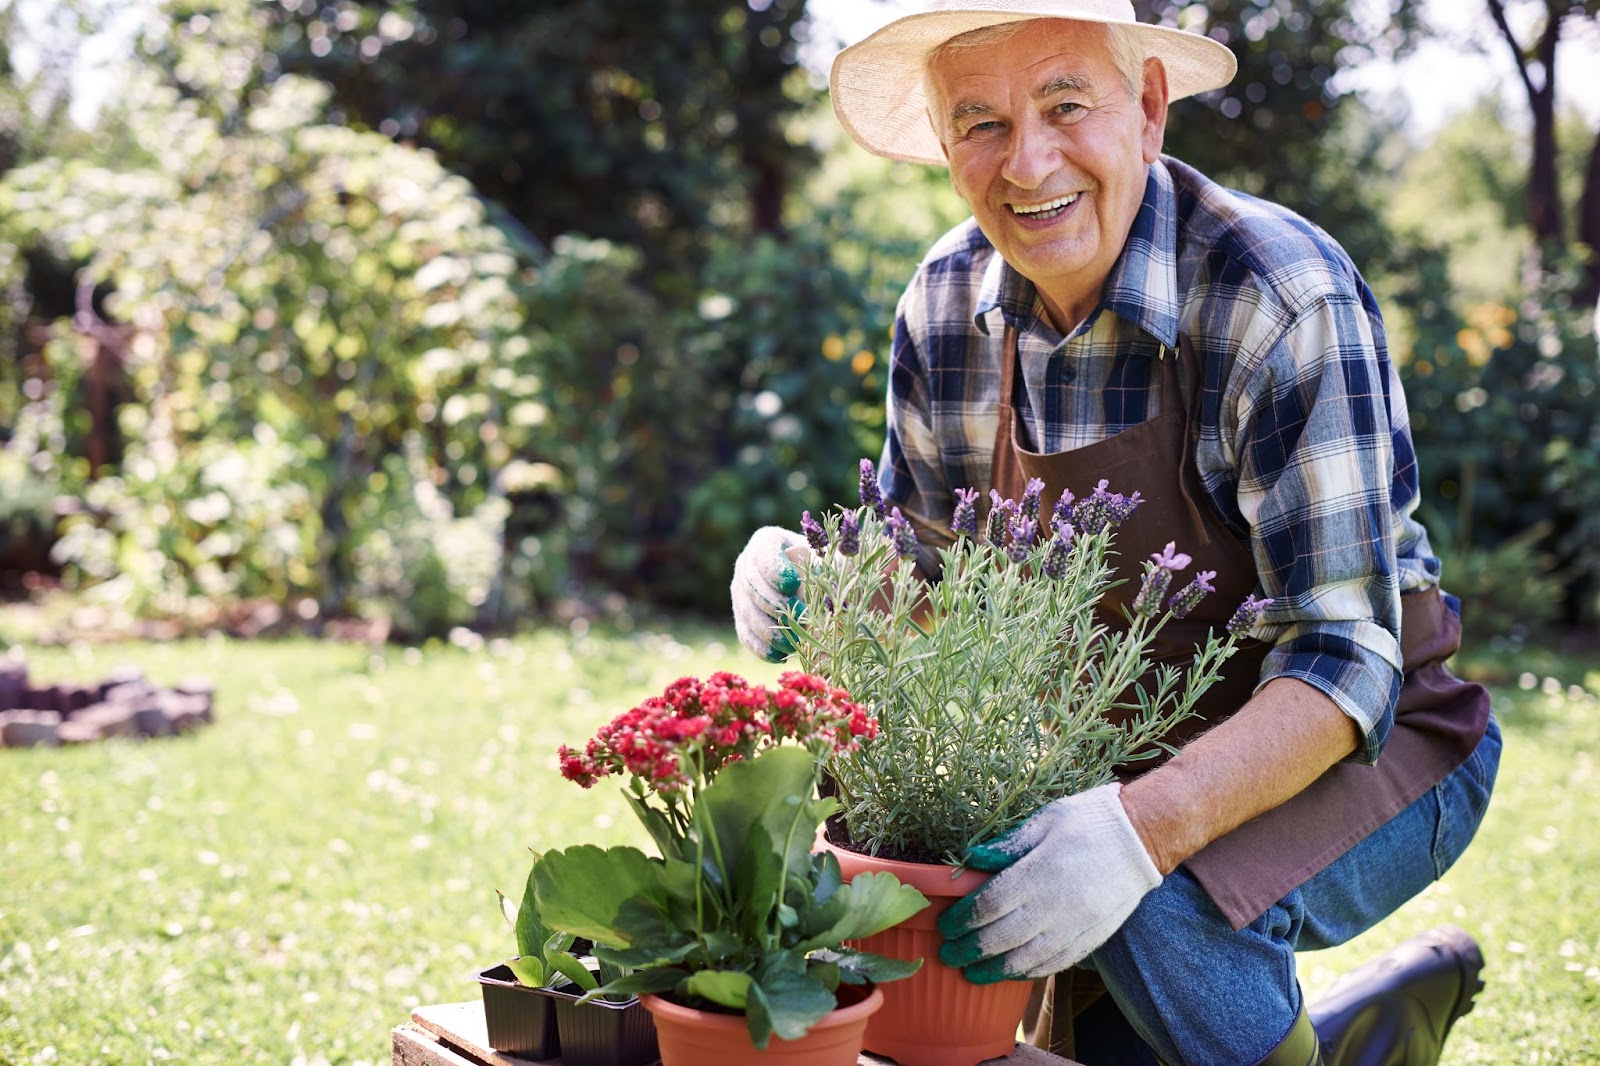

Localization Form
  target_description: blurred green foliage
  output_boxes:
[1,0,1598,635]
[264,0,816,273]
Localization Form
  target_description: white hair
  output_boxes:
[922,19,1147,138]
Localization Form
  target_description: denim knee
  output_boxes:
[1431,712,1501,878]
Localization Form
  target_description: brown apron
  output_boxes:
[982,326,1491,1058]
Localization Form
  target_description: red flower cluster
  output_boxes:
[558,671,877,794]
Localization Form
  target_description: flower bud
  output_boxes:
[859,458,886,518]
[952,487,979,538]
[1042,535,1071,579]
[838,511,860,556]
[1051,488,1076,526]
[1167,569,1216,619]
[802,510,828,554]
[887,507,918,560]
[1005,516,1036,563]
[1227,594,1274,637]
[1132,542,1191,617]
[1020,478,1045,520]
[985,490,1015,549]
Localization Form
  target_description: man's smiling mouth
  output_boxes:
[1009,193,1080,220]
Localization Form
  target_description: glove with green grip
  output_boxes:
[730,526,807,662]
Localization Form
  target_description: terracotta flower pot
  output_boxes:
[641,982,883,1066]
[820,838,1035,1066]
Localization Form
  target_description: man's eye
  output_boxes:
[1055,101,1083,116]
[968,120,1003,134]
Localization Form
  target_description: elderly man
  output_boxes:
[731,2,1499,1063]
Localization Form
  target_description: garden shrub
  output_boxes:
[1434,527,1564,649]
[0,47,536,633]
[1401,270,1600,626]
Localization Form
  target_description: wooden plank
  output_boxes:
[411,1003,551,1066]
[401,1001,1083,1066]
[392,1024,486,1066]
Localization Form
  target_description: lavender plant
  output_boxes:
[786,462,1270,865]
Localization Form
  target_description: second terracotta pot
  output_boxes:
[821,838,1035,1066]
[642,982,882,1066]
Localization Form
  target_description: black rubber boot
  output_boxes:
[1253,1004,1323,1066]
[1307,925,1485,1066]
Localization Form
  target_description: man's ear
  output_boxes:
[1139,57,1169,164]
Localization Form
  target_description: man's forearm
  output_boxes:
[1121,676,1363,875]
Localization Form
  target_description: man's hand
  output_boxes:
[936,783,1161,984]
[731,526,808,662]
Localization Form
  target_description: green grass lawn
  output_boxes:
[0,623,1595,1064]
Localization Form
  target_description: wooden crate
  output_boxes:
[391,1000,1083,1066]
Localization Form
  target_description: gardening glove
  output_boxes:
[731,526,808,662]
[936,783,1162,984]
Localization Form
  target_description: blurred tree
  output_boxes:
[264,0,817,279]
[1482,0,1600,298]
[1134,0,1421,273]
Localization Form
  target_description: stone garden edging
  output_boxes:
[0,656,214,747]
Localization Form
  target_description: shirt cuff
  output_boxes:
[1259,620,1402,765]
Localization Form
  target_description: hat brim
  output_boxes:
[830,11,1237,166]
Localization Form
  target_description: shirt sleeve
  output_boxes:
[880,286,959,577]
[1223,286,1404,766]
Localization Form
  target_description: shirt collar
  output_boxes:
[970,159,1182,349]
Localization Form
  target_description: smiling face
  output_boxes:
[928,21,1168,330]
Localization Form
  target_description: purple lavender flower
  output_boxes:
[1108,489,1145,527]
[985,490,1015,549]
[1042,534,1072,579]
[1071,479,1114,535]
[1020,478,1045,520]
[952,487,980,538]
[838,511,860,556]
[1167,569,1217,620]
[1150,542,1192,572]
[887,507,918,560]
[1005,516,1037,563]
[1227,594,1274,637]
[801,510,828,554]
[1051,488,1076,526]
[1132,541,1192,617]
[859,458,886,518]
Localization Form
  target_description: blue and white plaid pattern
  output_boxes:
[881,156,1441,764]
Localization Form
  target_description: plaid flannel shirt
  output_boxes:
[880,156,1442,764]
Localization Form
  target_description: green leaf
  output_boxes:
[745,980,775,1050]
[514,851,551,959]
[660,857,700,900]
[694,747,820,896]
[728,822,784,944]
[585,967,686,1001]
[836,949,922,985]
[684,969,753,1010]
[547,950,597,992]
[752,967,838,1043]
[626,793,683,861]
[495,888,518,930]
[532,845,671,948]
[594,940,698,970]
[791,871,928,953]
[506,955,545,988]
[805,958,841,991]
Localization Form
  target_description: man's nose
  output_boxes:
[1001,115,1060,190]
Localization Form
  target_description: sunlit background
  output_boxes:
[1,0,1597,644]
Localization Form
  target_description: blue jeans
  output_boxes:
[1075,712,1502,1066]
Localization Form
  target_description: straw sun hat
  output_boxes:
[830,0,1237,166]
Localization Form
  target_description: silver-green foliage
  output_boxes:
[791,505,1246,864]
